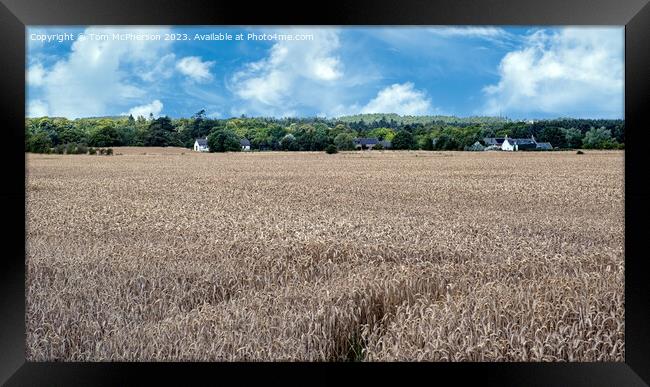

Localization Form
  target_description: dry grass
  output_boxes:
[26,150,624,361]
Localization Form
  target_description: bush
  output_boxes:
[54,144,65,154]
[373,143,384,150]
[576,150,584,155]
[325,144,338,154]
[65,143,77,154]
[98,148,106,155]
[77,144,88,154]
[106,148,113,155]
[88,147,96,155]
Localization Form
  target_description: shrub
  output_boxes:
[65,143,77,154]
[54,144,65,154]
[77,144,88,154]
[98,148,106,155]
[106,148,113,155]
[325,144,338,154]
[373,143,384,151]
[576,150,584,155]
[88,147,96,155]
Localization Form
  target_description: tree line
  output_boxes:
[25,110,624,153]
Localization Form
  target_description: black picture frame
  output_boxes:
[1,0,649,385]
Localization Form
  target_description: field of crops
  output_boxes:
[26,149,624,361]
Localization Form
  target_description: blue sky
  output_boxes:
[26,26,624,120]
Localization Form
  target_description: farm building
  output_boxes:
[193,137,209,152]
[353,138,379,150]
[466,141,485,151]
[484,135,553,151]
[501,136,537,151]
[240,139,251,151]
[483,137,507,146]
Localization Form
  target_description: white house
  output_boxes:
[501,135,537,151]
[194,138,209,152]
[240,139,251,151]
[501,137,518,151]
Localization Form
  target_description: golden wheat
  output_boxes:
[25,149,624,361]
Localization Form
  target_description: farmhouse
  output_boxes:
[501,136,537,151]
[484,135,554,151]
[353,138,391,150]
[353,138,378,150]
[193,137,209,152]
[240,139,251,151]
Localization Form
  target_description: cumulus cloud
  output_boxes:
[27,99,49,117]
[229,28,344,115]
[27,63,46,86]
[482,27,624,118]
[27,26,173,118]
[176,56,215,82]
[123,100,163,119]
[361,82,433,115]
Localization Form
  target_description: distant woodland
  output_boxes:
[25,111,625,153]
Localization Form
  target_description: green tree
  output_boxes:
[145,116,178,147]
[563,127,583,149]
[538,127,566,148]
[333,133,355,150]
[27,131,52,153]
[368,127,396,141]
[207,129,241,152]
[433,133,459,150]
[280,134,299,151]
[89,125,120,147]
[582,127,618,149]
[392,130,416,150]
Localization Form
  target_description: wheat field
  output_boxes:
[25,149,624,361]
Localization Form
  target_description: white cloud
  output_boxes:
[27,99,49,117]
[482,27,624,118]
[360,82,433,115]
[27,26,173,118]
[229,28,344,116]
[176,56,215,82]
[139,53,176,82]
[428,26,509,39]
[122,100,163,119]
[27,63,46,86]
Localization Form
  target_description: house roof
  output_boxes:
[484,137,506,145]
[240,139,251,146]
[536,142,553,149]
[196,138,208,146]
[354,138,380,145]
[505,138,536,145]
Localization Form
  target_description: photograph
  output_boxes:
[25,25,625,362]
